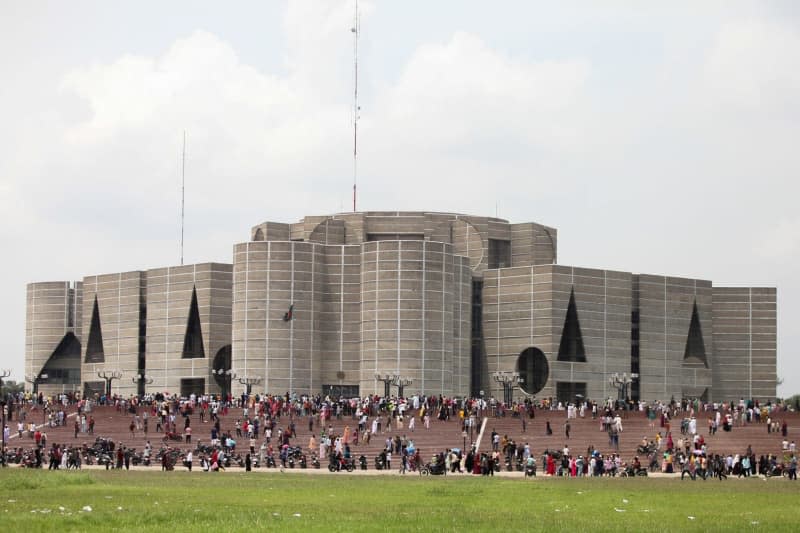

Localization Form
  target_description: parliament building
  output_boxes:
[25,211,777,403]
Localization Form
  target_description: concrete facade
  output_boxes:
[712,287,777,402]
[26,263,233,398]
[635,275,713,402]
[25,211,777,403]
[482,265,633,402]
[145,263,232,397]
[24,281,82,395]
[231,238,472,397]
[80,271,146,398]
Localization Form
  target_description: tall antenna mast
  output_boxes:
[351,0,360,212]
[180,130,186,266]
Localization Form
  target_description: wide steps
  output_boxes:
[14,405,798,466]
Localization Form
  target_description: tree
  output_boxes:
[1,380,24,396]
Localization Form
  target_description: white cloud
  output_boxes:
[704,20,800,110]
[756,217,800,260]
[376,31,590,152]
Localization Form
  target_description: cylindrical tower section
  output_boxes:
[232,241,320,395]
[360,240,466,397]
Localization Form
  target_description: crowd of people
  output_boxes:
[1,390,797,481]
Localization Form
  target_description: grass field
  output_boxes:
[0,469,797,532]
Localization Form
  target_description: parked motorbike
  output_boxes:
[419,461,446,476]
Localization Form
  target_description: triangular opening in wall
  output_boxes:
[182,286,205,359]
[85,296,105,363]
[557,288,587,362]
[683,301,708,368]
[49,332,81,361]
[42,332,81,383]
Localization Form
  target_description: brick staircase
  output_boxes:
[12,404,798,468]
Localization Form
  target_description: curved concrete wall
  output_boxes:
[232,241,322,395]
[360,240,471,397]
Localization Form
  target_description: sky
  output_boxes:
[1,1,798,395]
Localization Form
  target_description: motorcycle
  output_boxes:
[621,465,648,477]
[419,461,446,476]
[637,443,657,455]
[328,457,355,472]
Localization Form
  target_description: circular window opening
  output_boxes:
[212,345,232,388]
[516,347,549,395]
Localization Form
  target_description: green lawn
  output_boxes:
[0,469,796,532]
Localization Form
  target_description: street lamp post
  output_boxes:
[131,374,153,397]
[608,372,637,408]
[97,370,123,397]
[392,375,413,399]
[237,376,261,396]
[1,369,11,465]
[492,371,523,407]
[213,369,235,401]
[375,373,393,398]
[25,373,49,398]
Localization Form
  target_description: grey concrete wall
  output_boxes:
[319,244,361,392]
[712,287,777,402]
[232,241,325,395]
[232,235,472,398]
[250,221,290,242]
[483,265,632,404]
[249,211,550,274]
[308,219,346,245]
[510,223,557,267]
[81,271,146,397]
[25,281,82,395]
[550,266,632,403]
[452,256,473,396]
[360,240,470,397]
[145,263,232,395]
[482,265,555,400]
[636,275,713,402]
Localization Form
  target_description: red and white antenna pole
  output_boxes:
[351,0,360,212]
